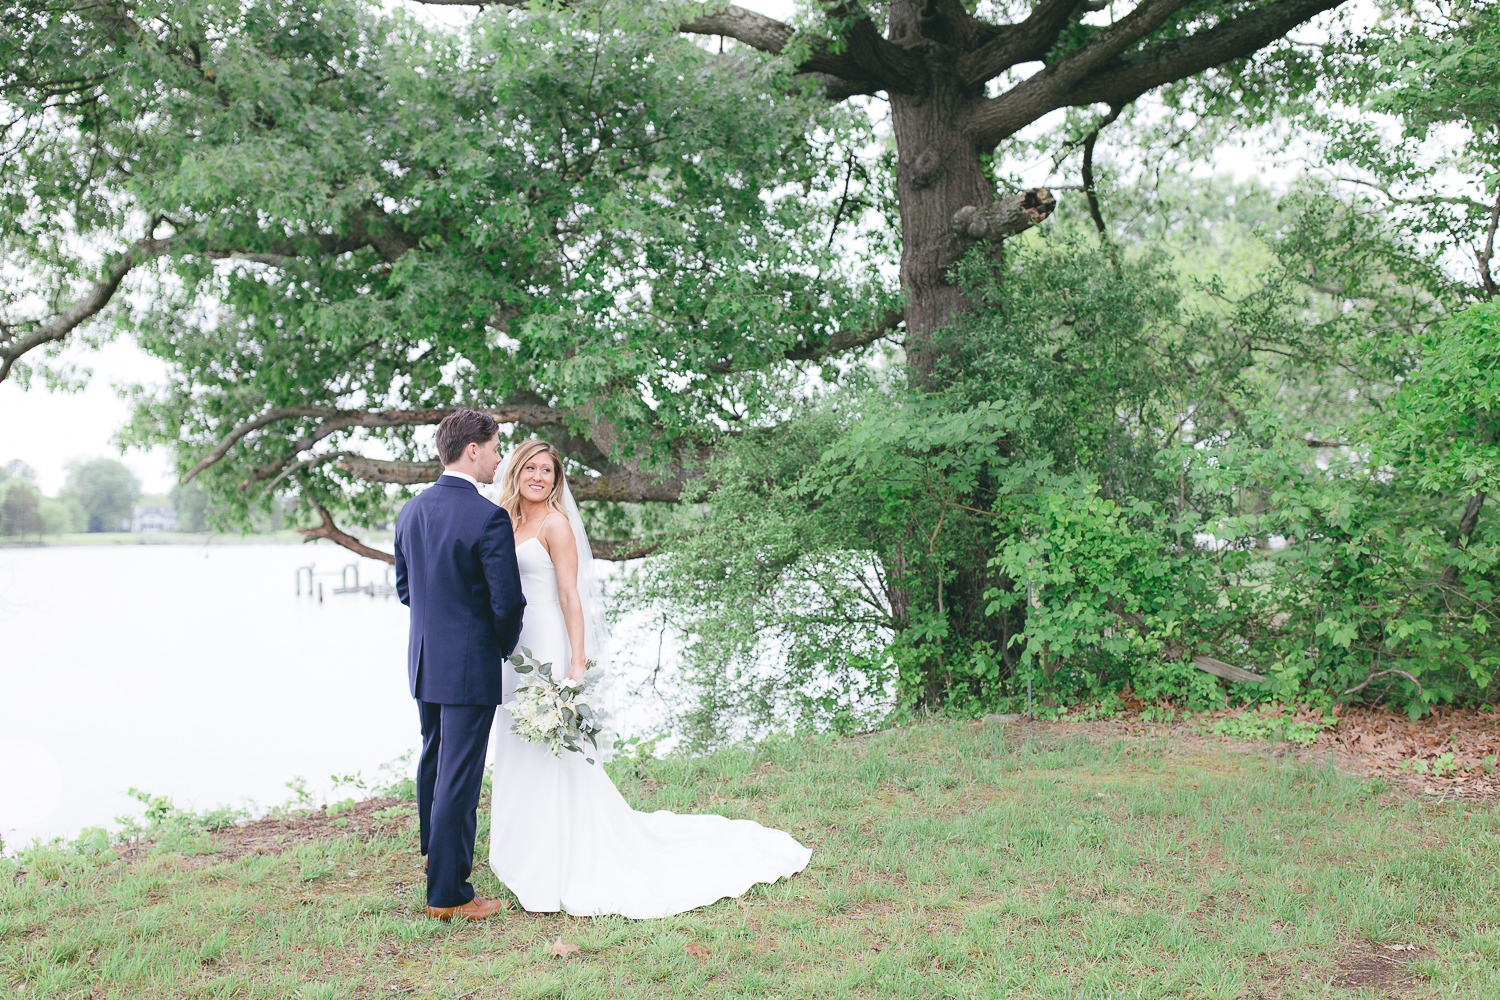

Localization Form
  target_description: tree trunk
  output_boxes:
[877,3,1009,707]
[888,1,997,386]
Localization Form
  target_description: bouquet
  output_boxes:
[504,647,606,764]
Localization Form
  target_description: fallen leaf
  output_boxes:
[684,942,711,958]
[548,937,580,959]
[1383,943,1417,951]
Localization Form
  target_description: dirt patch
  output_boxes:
[111,796,414,868]
[1330,946,1423,996]
[989,706,1500,803]
[213,796,411,860]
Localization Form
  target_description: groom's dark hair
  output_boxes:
[436,409,500,465]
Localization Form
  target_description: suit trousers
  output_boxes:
[416,700,496,908]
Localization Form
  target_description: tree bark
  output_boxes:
[1439,490,1486,590]
[887,0,1003,385]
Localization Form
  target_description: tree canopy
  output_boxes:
[61,457,141,532]
[3,0,1351,509]
[3,0,1499,731]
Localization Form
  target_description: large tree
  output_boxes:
[0,0,1356,707]
[60,457,142,532]
[3,0,1348,454]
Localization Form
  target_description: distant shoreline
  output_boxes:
[0,530,395,550]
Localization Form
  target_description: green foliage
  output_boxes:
[1196,306,1500,712]
[59,458,140,533]
[942,237,1201,494]
[986,484,1237,713]
[1,462,86,536]
[986,299,1500,716]
[0,0,888,529]
[1197,705,1337,747]
[635,233,1231,739]
[372,751,417,802]
[8,0,1499,741]
[625,401,901,748]
[37,496,87,534]
[1376,303,1500,495]
[0,478,44,539]
[644,249,1500,735]
[168,482,210,532]
[1310,0,1500,299]
[109,788,249,848]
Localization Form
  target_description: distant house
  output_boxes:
[132,505,179,532]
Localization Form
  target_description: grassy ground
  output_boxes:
[4,720,1498,999]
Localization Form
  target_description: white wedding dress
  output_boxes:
[486,534,811,918]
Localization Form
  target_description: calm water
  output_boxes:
[0,541,675,850]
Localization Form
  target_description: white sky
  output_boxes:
[0,0,1378,497]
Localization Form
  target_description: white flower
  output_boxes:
[506,648,607,759]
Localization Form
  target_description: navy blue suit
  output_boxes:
[394,474,525,908]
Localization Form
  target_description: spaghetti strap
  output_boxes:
[525,509,553,550]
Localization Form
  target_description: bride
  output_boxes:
[485,439,811,918]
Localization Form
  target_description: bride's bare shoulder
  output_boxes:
[538,510,576,559]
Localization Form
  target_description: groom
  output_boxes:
[394,410,526,921]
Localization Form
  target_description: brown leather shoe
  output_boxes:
[426,896,508,922]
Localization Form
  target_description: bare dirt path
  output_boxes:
[1000,704,1500,803]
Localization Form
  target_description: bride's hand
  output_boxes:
[566,662,586,682]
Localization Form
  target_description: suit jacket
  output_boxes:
[394,476,525,705]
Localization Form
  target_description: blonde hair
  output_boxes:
[498,439,566,524]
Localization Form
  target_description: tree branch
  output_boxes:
[969,0,1347,149]
[1440,490,1486,590]
[1478,189,1499,299]
[182,406,344,483]
[680,5,795,53]
[589,538,665,561]
[1062,0,1348,114]
[795,6,925,94]
[263,450,359,492]
[0,237,176,384]
[1342,668,1423,699]
[785,305,904,361]
[1078,105,1122,241]
[417,2,894,99]
[1330,175,1494,214]
[569,467,694,503]
[182,404,568,486]
[945,188,1056,267]
[958,0,1088,89]
[202,250,301,269]
[682,3,928,91]
[299,503,396,564]
[302,492,659,563]
[704,306,904,374]
[184,396,712,504]
[968,0,1197,146]
[330,451,695,503]
[1,207,415,385]
[332,454,442,486]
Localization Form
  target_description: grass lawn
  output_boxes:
[4,720,1498,999]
